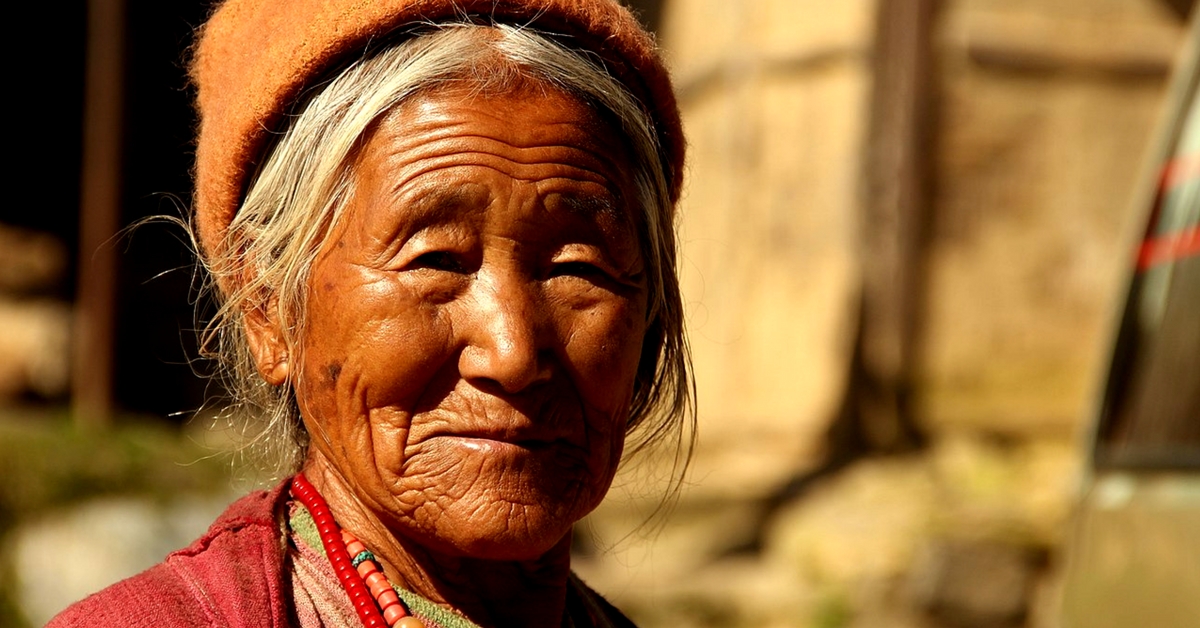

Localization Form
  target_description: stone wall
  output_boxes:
[668,0,874,496]
[921,0,1181,436]
[575,1,1185,627]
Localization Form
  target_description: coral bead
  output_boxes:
[368,576,392,598]
[292,474,407,628]
[365,571,389,589]
[377,588,400,607]
[382,604,409,624]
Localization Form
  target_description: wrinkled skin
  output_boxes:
[246,84,648,627]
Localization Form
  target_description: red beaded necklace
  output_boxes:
[290,474,425,628]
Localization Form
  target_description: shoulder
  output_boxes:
[47,480,294,628]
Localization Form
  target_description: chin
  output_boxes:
[407,497,591,562]
[458,530,571,562]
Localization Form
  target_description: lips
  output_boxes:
[436,424,573,448]
[451,436,562,457]
[415,397,582,448]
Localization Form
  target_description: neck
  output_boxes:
[301,457,573,628]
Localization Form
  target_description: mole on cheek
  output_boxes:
[325,362,343,386]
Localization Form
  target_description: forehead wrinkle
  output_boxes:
[380,135,620,182]
[390,182,488,227]
[367,88,635,198]
[403,92,606,145]
[379,161,618,208]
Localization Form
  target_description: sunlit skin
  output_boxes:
[245,83,649,627]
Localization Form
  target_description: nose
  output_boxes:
[457,274,553,393]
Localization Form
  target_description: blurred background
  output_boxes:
[1,0,1194,626]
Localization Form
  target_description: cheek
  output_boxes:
[295,266,454,444]
[560,298,647,422]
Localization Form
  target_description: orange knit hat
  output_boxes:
[189,0,685,256]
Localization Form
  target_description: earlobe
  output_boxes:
[244,305,290,386]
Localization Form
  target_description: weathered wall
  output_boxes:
[920,0,1182,436]
[577,1,1185,627]
[668,0,875,493]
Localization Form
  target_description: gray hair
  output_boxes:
[197,23,693,480]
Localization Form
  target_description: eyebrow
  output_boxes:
[391,184,487,231]
[554,192,641,247]
[380,182,633,242]
[558,193,622,221]
[353,182,487,254]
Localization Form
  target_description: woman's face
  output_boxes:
[285,85,648,560]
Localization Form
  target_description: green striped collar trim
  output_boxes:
[288,503,482,628]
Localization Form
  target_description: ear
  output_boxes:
[244,301,290,386]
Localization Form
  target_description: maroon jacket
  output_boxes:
[48,481,637,628]
[49,483,294,628]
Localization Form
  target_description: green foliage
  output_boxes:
[810,588,851,628]
[0,410,233,628]
[0,414,229,530]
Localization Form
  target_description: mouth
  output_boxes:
[451,435,563,453]
[448,426,570,448]
[415,398,583,451]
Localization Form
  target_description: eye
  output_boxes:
[550,261,606,279]
[410,251,465,273]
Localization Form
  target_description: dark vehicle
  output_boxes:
[1061,11,1200,628]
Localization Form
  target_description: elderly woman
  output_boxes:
[51,0,691,627]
